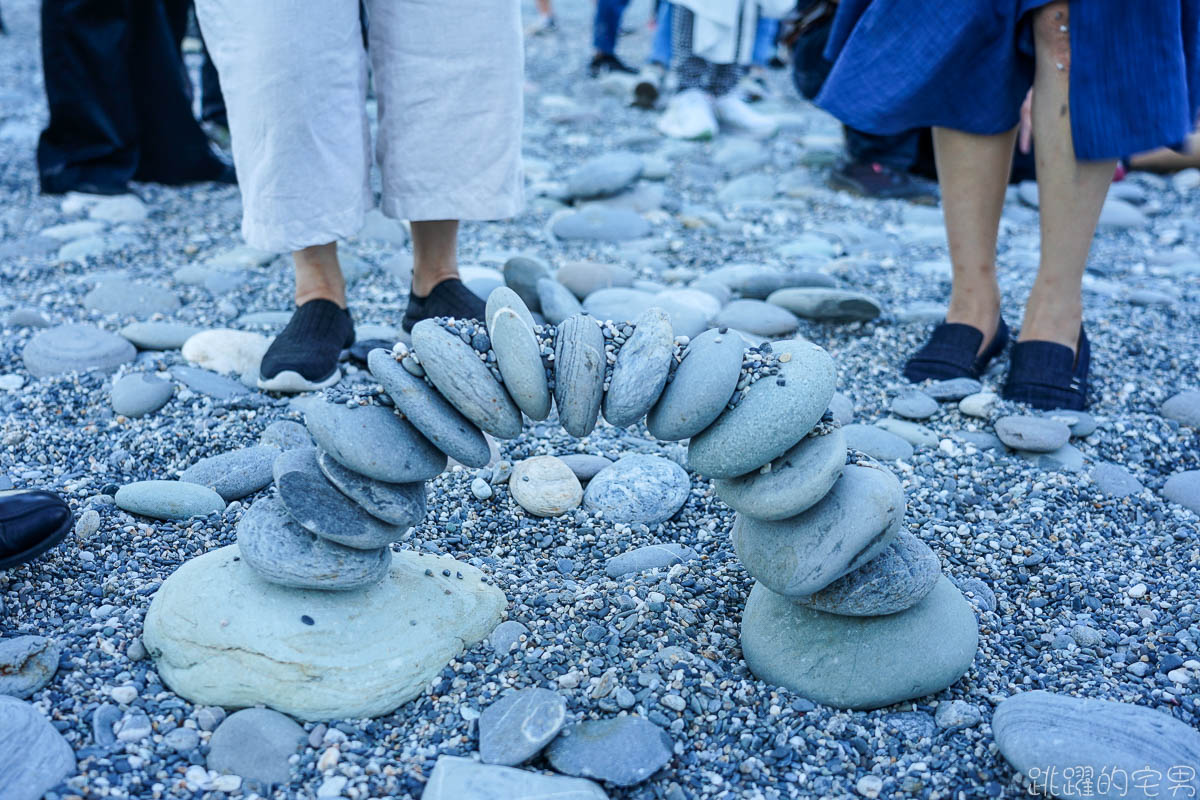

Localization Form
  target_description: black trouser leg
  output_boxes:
[843,126,920,172]
[37,0,139,194]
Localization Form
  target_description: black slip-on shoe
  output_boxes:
[905,317,1010,382]
[401,279,486,333]
[0,490,72,570]
[1003,327,1090,411]
[258,299,355,393]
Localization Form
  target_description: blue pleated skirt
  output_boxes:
[816,0,1200,160]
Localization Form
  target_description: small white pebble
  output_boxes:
[1127,583,1147,599]
[109,685,137,705]
[857,774,884,798]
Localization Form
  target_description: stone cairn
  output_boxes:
[146,285,978,719]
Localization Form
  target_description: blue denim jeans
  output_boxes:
[650,2,673,65]
[593,0,631,55]
[752,17,778,67]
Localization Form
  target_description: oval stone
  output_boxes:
[995,415,1071,453]
[488,308,551,421]
[485,286,536,331]
[603,307,674,427]
[111,373,173,419]
[411,320,523,439]
[501,256,550,312]
[179,445,279,502]
[767,287,883,322]
[993,690,1200,800]
[583,454,691,525]
[793,531,941,616]
[732,464,904,596]
[368,349,490,468]
[0,696,76,800]
[646,328,744,441]
[273,448,408,549]
[24,323,136,378]
[316,450,427,527]
[236,497,390,590]
[714,425,845,521]
[554,315,606,437]
[688,339,836,479]
[740,577,978,710]
[479,688,567,766]
[536,277,583,325]
[302,399,447,483]
[509,456,583,517]
[115,480,225,520]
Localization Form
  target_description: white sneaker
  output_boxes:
[714,94,779,139]
[657,89,718,140]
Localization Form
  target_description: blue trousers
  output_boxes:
[593,0,631,55]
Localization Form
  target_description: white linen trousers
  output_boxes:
[194,0,525,253]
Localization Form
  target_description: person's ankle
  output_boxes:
[1017,306,1082,351]
[295,287,347,309]
[945,296,1001,353]
[412,269,460,299]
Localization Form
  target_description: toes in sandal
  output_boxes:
[1002,327,1090,411]
[903,316,1009,382]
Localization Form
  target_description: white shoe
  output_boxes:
[657,89,718,140]
[714,94,778,139]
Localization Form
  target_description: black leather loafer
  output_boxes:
[0,490,73,569]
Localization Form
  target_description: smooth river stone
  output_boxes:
[206,708,304,790]
[411,320,523,439]
[646,327,744,441]
[605,543,697,577]
[84,280,180,316]
[118,321,204,350]
[179,445,278,502]
[583,454,690,525]
[115,480,225,520]
[992,690,1200,800]
[487,307,552,421]
[554,315,606,437]
[792,531,940,616]
[0,636,63,698]
[536,277,584,324]
[712,299,800,337]
[24,323,136,378]
[550,207,651,241]
[273,448,407,549]
[566,151,643,199]
[302,399,447,483]
[603,307,674,427]
[713,426,846,521]
[1162,389,1200,427]
[367,349,490,468]
[316,450,426,527]
[485,285,536,330]
[509,456,583,517]
[501,255,550,312]
[581,287,655,323]
[143,546,505,721]
[236,497,390,590]
[478,687,568,766]
[688,339,836,479]
[546,717,673,788]
[423,756,607,800]
[111,373,173,418]
[767,287,883,322]
[557,454,614,483]
[732,464,904,596]
[994,415,1071,453]
[740,577,978,710]
[0,696,76,800]
[555,261,635,300]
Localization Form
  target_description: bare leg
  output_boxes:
[1021,1,1115,350]
[411,220,461,297]
[293,242,347,308]
[932,126,1015,353]
[536,0,552,16]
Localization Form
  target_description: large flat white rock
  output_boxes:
[143,546,506,721]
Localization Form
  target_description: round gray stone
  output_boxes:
[767,287,883,322]
[556,454,614,483]
[0,636,63,699]
[368,349,490,468]
[1162,389,1200,428]
[566,151,643,199]
[316,450,426,527]
[478,688,567,766]
[410,320,523,439]
[581,287,656,323]
[1090,462,1143,498]
[792,531,941,616]
[707,264,837,298]
[115,480,225,520]
[733,464,904,596]
[843,423,914,461]
[169,366,249,399]
[603,307,674,427]
[1163,470,1200,514]
[487,296,551,421]
[924,377,982,402]
[0,696,76,800]
[583,454,690,525]
[713,426,846,520]
[302,398,447,483]
[84,280,180,316]
[501,255,550,312]
[647,328,745,441]
[259,420,312,450]
[425,756,607,800]
[605,543,698,577]
[180,445,278,502]
[24,323,136,378]
[712,299,800,337]
[207,707,305,790]
[993,691,1200,800]
[891,390,938,420]
[235,497,390,590]
[554,315,606,437]
[485,285,536,331]
[688,339,836,479]
[535,277,583,325]
[995,415,1072,453]
[551,207,651,241]
[111,373,173,418]
[545,716,673,787]
[118,321,204,350]
[555,261,635,300]
[740,576,978,710]
[273,448,408,549]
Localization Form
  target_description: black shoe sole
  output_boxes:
[827,173,938,205]
[0,513,72,570]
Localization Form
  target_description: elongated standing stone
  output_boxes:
[603,307,674,427]
[554,315,606,437]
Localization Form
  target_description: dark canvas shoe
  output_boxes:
[590,53,638,78]
[1003,328,1090,411]
[828,160,939,204]
[0,490,72,570]
[905,317,1010,382]
[401,279,486,332]
[258,299,355,393]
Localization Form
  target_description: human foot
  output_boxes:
[1003,327,1089,410]
[401,278,485,332]
[903,317,1010,382]
[258,299,355,393]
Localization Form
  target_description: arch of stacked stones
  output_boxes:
[144,286,979,720]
